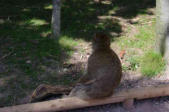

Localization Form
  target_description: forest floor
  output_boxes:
[1,0,169,112]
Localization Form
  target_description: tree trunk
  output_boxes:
[156,0,169,64]
[51,0,61,39]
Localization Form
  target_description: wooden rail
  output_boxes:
[1,84,169,112]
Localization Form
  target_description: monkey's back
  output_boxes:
[87,49,122,98]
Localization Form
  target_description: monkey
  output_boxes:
[68,33,122,100]
[30,33,122,102]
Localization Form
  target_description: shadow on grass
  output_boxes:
[0,0,77,107]
[112,0,155,18]
[62,0,122,40]
[0,0,73,74]
[0,0,156,67]
[61,0,155,40]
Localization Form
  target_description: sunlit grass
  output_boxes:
[59,35,78,56]
[140,51,165,77]
[116,15,165,76]
[28,18,48,26]
[44,4,53,9]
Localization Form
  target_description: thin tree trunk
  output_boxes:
[156,0,169,77]
[156,0,169,64]
[51,0,61,39]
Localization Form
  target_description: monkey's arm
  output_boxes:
[77,74,96,84]
[77,75,90,83]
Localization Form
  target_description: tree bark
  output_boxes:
[51,0,61,39]
[156,0,169,64]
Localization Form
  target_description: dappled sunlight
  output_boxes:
[112,0,155,18]
[28,18,49,26]
[40,31,51,37]
[44,4,53,10]
[61,0,155,41]
[0,0,78,107]
[22,8,31,12]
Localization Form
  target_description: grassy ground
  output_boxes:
[115,13,165,76]
[0,0,165,107]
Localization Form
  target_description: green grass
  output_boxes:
[117,16,165,76]
[127,56,140,71]
[117,19,155,51]
[134,24,155,50]
[116,14,165,76]
[140,51,166,77]
[59,35,78,56]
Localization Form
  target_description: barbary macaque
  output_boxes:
[68,33,122,99]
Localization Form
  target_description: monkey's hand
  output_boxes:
[84,79,96,85]
[77,74,91,84]
[76,79,96,86]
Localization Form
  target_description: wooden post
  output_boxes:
[123,99,134,110]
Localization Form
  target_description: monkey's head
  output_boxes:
[92,33,110,50]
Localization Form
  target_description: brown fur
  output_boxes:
[69,33,122,100]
